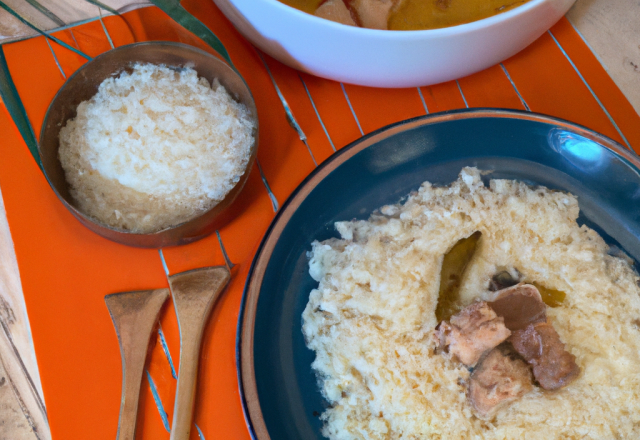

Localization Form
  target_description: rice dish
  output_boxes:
[302,167,640,439]
[59,62,255,233]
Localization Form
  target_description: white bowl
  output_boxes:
[212,0,576,88]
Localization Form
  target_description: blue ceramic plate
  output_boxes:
[237,109,640,440]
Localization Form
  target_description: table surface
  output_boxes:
[0,1,639,439]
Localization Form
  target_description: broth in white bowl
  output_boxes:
[212,0,575,87]
[281,0,532,31]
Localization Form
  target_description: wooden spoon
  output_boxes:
[168,266,231,440]
[105,288,170,440]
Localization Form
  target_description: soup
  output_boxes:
[279,0,531,30]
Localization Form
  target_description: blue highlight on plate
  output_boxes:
[549,129,604,172]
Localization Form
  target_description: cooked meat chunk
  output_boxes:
[436,301,511,366]
[348,0,399,29]
[468,344,534,420]
[488,283,547,331]
[315,0,357,26]
[510,322,580,390]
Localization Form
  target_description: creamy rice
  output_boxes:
[303,167,640,439]
[59,63,255,233]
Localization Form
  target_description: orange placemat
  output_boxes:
[0,2,639,439]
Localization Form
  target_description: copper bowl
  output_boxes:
[39,42,258,248]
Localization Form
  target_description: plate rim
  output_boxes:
[235,108,640,440]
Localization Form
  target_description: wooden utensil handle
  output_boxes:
[169,328,203,440]
[117,348,148,440]
[105,288,170,440]
[168,266,231,440]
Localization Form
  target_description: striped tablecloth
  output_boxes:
[0,1,639,438]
